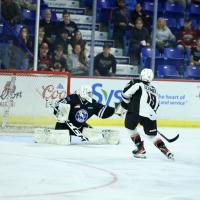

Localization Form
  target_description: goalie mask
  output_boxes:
[79,85,93,103]
[140,68,154,83]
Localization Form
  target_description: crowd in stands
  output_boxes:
[110,0,200,77]
[0,0,200,78]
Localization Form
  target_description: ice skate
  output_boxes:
[132,141,146,159]
[154,139,174,160]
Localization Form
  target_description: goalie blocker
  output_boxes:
[33,127,120,145]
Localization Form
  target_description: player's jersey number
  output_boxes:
[147,91,157,111]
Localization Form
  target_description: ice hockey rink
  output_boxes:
[0,127,200,200]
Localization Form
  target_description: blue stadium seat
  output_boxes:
[97,0,117,8]
[96,8,111,24]
[184,66,200,79]
[80,0,93,8]
[141,47,160,58]
[97,0,109,8]
[140,48,164,68]
[0,24,3,35]
[22,9,36,25]
[177,18,198,29]
[157,65,181,78]
[2,23,17,36]
[189,4,200,19]
[143,2,163,17]
[164,17,177,34]
[164,48,184,67]
[125,0,136,10]
[164,2,184,18]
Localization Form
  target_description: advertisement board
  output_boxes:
[71,77,200,127]
[0,74,68,126]
[0,73,199,127]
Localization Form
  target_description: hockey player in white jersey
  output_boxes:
[116,68,174,159]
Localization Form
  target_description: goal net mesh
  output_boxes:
[0,70,70,133]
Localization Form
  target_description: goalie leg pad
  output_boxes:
[33,128,70,145]
[82,128,120,145]
[102,129,120,145]
[82,128,106,144]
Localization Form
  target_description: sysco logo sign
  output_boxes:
[92,83,122,105]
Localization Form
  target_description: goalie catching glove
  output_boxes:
[55,101,71,123]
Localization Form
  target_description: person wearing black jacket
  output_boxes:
[94,44,117,76]
[130,3,150,32]
[129,17,150,65]
[56,10,78,39]
[40,9,56,42]
[111,0,130,48]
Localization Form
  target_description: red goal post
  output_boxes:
[0,70,71,131]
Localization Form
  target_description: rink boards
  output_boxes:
[71,77,200,128]
[0,76,200,128]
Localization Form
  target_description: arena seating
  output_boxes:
[157,65,181,79]
[1,0,200,78]
[184,66,200,79]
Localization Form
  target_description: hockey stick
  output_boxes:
[65,121,88,141]
[158,131,179,143]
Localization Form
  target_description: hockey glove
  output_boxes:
[115,102,127,117]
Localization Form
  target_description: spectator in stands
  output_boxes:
[57,10,78,39]
[54,28,72,57]
[50,45,69,72]
[38,42,52,71]
[130,3,150,32]
[129,17,150,65]
[190,37,200,66]
[19,26,33,52]
[177,18,199,52]
[167,0,191,9]
[66,44,88,75]
[156,18,176,53]
[40,9,56,43]
[15,0,36,10]
[14,26,34,69]
[1,0,21,25]
[38,26,50,49]
[71,31,86,54]
[111,0,130,48]
[94,44,116,76]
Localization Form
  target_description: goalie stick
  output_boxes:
[158,131,179,143]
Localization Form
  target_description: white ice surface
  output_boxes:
[0,127,200,200]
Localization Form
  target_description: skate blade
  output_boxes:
[167,153,175,161]
[168,156,175,161]
[133,154,147,159]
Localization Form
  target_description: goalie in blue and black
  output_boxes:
[118,68,174,160]
[53,85,115,139]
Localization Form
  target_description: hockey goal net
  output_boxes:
[0,70,71,132]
